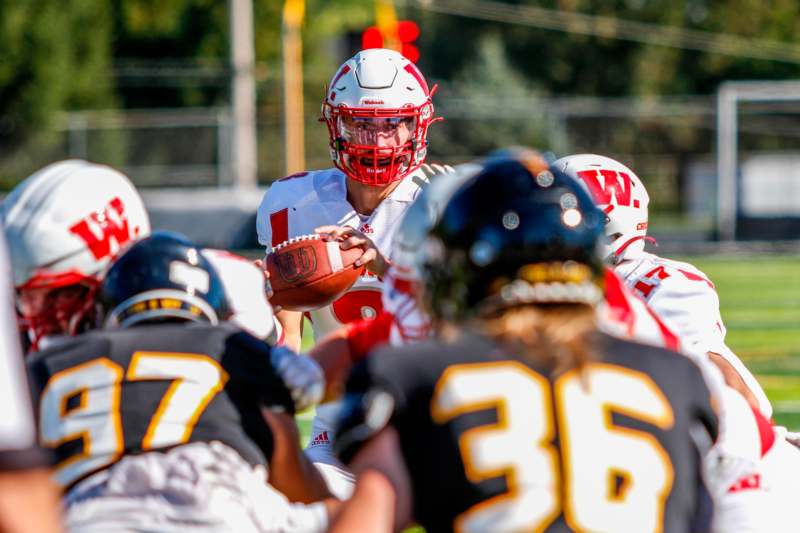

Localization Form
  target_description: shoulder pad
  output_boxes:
[629,261,715,301]
[418,163,455,180]
[653,257,715,289]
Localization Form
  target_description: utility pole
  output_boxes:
[375,0,400,52]
[229,0,258,189]
[283,0,306,175]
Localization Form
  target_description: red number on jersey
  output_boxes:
[332,288,383,324]
[633,266,670,299]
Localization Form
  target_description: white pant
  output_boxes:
[708,425,800,533]
[304,402,355,500]
[65,441,328,533]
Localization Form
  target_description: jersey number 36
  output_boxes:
[431,361,675,533]
[39,352,228,488]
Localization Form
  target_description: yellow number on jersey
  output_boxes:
[431,361,675,533]
[40,352,228,487]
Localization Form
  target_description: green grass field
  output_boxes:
[681,254,800,429]
[297,254,800,444]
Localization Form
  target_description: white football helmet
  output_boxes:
[554,154,651,263]
[321,48,439,186]
[2,160,150,343]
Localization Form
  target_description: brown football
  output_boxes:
[266,235,365,312]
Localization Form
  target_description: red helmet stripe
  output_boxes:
[403,63,429,96]
[330,65,351,90]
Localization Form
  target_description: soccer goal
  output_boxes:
[717,80,800,241]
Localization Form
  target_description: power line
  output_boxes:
[411,0,800,65]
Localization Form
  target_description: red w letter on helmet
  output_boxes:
[577,169,637,208]
[69,197,133,260]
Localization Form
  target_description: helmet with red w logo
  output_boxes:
[554,154,650,264]
[2,160,150,346]
[321,48,439,186]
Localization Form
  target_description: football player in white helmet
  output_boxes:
[554,154,769,415]
[320,48,438,188]
[2,160,150,350]
[257,48,444,353]
[556,153,800,532]
[3,160,284,350]
[256,48,448,499]
[6,163,332,530]
[305,151,719,503]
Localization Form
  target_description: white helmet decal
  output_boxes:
[554,154,650,263]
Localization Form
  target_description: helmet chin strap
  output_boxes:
[609,235,658,264]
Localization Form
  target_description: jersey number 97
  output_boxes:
[39,352,228,487]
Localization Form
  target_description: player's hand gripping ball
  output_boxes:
[266,235,365,311]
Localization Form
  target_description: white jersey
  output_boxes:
[65,441,328,533]
[258,168,426,499]
[257,167,426,340]
[203,249,280,344]
[615,252,771,418]
[0,229,40,460]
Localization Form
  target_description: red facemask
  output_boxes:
[17,274,99,352]
[322,96,439,187]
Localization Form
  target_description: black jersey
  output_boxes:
[27,323,293,489]
[336,332,718,533]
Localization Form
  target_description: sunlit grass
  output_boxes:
[680,255,800,428]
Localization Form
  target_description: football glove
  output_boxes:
[271,347,325,411]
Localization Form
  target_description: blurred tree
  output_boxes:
[431,32,549,160]
[0,0,115,154]
[415,0,800,97]
[0,1,117,188]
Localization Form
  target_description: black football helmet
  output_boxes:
[420,151,607,321]
[98,231,230,328]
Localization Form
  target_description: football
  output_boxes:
[266,234,365,311]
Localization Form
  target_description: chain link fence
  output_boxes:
[11,86,800,242]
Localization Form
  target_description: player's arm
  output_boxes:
[648,276,765,413]
[274,309,304,352]
[1,352,62,533]
[310,310,393,402]
[0,469,62,533]
[256,186,306,351]
[225,332,327,503]
[261,409,332,503]
[707,351,760,412]
[328,427,413,533]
